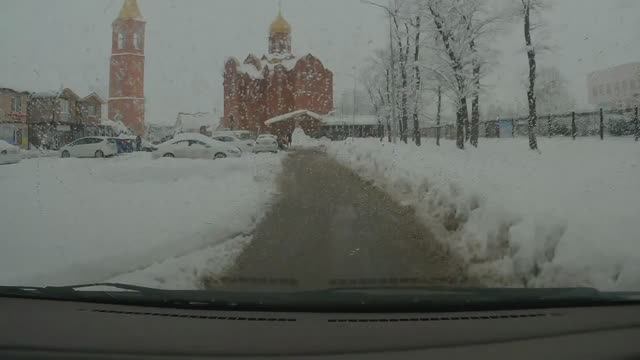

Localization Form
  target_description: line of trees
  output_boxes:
[360,0,548,150]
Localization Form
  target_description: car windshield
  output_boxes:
[1,0,639,309]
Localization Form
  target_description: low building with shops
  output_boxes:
[0,88,30,149]
[27,88,105,149]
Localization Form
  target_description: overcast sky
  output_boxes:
[1,0,639,125]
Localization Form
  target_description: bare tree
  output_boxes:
[423,0,469,149]
[362,0,414,143]
[436,85,442,146]
[411,14,422,146]
[393,6,411,143]
[518,0,547,150]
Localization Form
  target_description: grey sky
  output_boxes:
[1,0,639,125]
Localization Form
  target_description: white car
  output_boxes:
[60,137,118,158]
[212,134,255,153]
[253,134,279,153]
[0,140,21,165]
[152,133,241,160]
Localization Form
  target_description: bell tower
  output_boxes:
[268,9,292,55]
[109,0,146,135]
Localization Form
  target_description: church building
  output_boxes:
[222,10,333,137]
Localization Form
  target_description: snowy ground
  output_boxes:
[327,137,640,291]
[0,153,283,288]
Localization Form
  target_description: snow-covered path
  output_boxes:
[0,153,283,287]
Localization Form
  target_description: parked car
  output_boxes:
[214,130,254,141]
[253,134,279,153]
[141,140,158,152]
[152,133,241,160]
[60,137,118,158]
[212,134,255,152]
[0,140,21,165]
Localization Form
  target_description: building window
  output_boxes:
[60,99,69,114]
[86,104,96,116]
[11,96,22,113]
[118,32,126,49]
[133,32,143,49]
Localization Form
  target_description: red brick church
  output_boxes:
[109,0,146,135]
[222,10,333,137]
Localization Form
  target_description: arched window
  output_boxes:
[118,32,126,49]
[133,32,142,49]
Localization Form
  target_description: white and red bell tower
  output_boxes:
[109,0,146,135]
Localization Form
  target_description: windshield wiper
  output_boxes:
[0,283,178,304]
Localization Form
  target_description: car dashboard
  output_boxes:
[1,297,639,359]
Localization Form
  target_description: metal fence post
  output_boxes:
[571,111,576,140]
[599,108,604,140]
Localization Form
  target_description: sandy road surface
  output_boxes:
[208,150,472,290]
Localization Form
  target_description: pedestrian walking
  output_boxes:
[135,135,142,152]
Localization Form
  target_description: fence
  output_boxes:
[421,107,640,141]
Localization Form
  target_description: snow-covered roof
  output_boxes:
[238,63,264,79]
[233,54,300,80]
[0,87,29,95]
[265,109,323,125]
[82,92,105,104]
[175,112,220,132]
[321,114,380,126]
[32,88,80,99]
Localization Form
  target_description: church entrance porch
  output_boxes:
[264,109,323,141]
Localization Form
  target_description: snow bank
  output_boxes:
[0,153,284,287]
[109,235,252,290]
[291,127,327,149]
[327,138,640,291]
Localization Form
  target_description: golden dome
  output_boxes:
[269,11,291,34]
[118,0,143,20]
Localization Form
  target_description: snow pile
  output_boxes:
[327,138,640,290]
[20,148,58,159]
[291,127,326,149]
[0,153,284,287]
